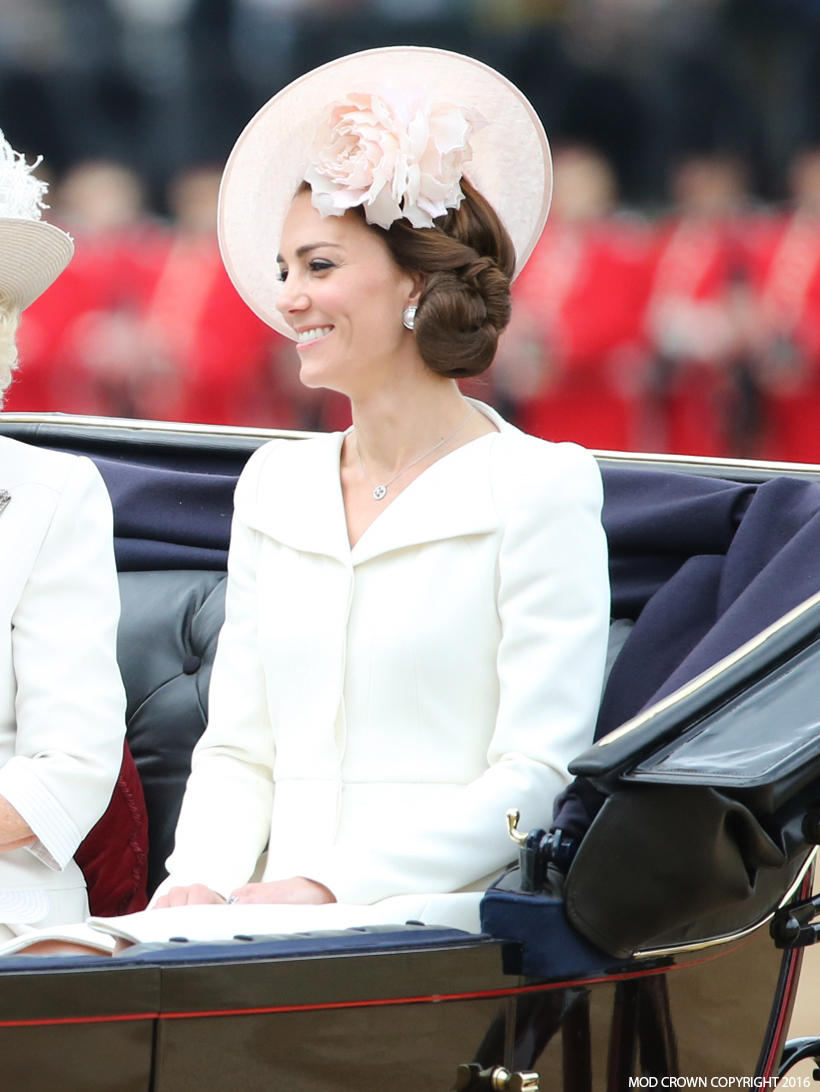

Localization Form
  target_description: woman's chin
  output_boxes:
[298,359,346,394]
[298,368,332,391]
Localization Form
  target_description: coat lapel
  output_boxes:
[351,432,499,565]
[238,432,352,565]
[237,400,508,564]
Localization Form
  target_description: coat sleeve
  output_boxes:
[155,447,277,900]
[306,440,611,904]
[0,456,126,871]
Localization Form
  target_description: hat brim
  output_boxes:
[0,219,73,312]
[218,46,552,340]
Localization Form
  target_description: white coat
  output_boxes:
[159,404,610,931]
[0,436,126,927]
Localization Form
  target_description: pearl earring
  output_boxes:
[402,305,417,330]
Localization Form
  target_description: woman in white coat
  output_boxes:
[152,47,610,935]
[0,133,126,937]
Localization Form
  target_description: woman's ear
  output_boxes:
[407,272,425,305]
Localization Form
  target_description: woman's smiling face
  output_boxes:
[275,189,420,394]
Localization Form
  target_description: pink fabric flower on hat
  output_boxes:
[304,84,486,230]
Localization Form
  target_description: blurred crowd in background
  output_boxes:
[5,0,820,458]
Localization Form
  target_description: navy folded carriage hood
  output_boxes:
[555,468,820,841]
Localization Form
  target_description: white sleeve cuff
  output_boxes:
[0,758,83,872]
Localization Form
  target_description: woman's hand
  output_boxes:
[0,794,36,853]
[153,884,227,909]
[229,878,336,905]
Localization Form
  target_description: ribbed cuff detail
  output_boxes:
[0,759,82,872]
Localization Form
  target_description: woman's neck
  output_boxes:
[348,377,475,478]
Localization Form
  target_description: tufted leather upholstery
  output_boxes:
[117,570,227,895]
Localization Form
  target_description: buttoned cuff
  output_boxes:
[0,759,82,872]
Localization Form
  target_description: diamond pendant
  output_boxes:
[373,485,388,501]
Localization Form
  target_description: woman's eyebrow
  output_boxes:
[276,242,344,262]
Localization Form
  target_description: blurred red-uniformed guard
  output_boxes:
[643,154,757,457]
[510,146,652,452]
[6,162,151,416]
[744,149,820,464]
[111,167,291,427]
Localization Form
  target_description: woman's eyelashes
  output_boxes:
[308,258,336,274]
[279,256,339,282]
[277,258,337,284]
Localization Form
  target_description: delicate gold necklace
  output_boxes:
[354,407,476,502]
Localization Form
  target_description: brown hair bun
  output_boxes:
[370,179,517,379]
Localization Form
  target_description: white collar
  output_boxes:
[238,400,508,565]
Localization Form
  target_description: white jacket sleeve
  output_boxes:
[0,456,126,871]
[307,442,610,903]
[157,450,276,899]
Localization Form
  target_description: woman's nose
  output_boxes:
[276,277,308,316]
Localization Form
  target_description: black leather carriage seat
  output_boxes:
[117,570,227,896]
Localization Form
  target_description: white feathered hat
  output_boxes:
[0,131,73,311]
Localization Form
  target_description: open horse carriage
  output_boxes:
[1,411,820,1091]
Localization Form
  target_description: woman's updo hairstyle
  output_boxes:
[373,178,516,379]
[297,178,516,378]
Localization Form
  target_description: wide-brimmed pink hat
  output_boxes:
[0,131,73,311]
[218,46,552,339]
